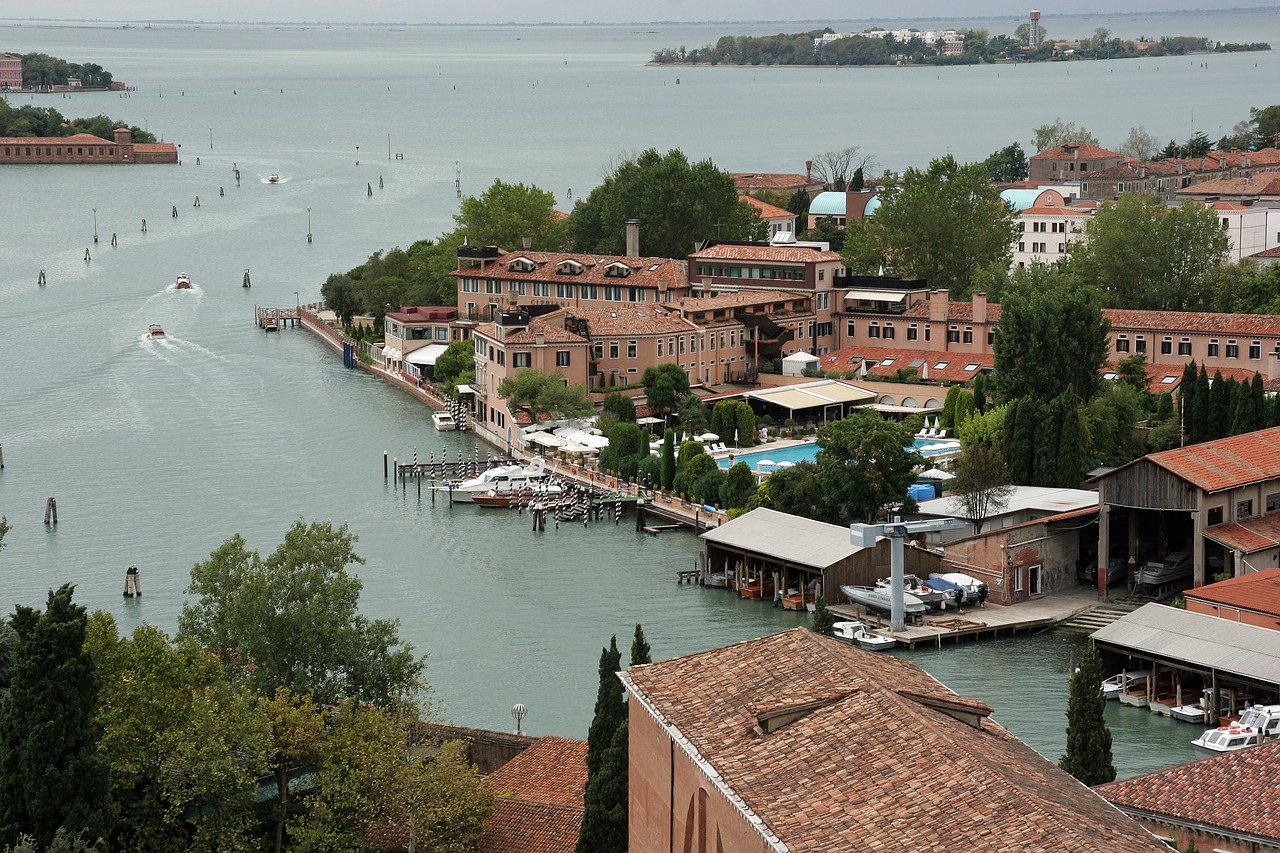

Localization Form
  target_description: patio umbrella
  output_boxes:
[696,432,719,442]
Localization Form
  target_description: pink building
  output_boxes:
[0,53,21,90]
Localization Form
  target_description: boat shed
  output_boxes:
[699,507,943,606]
[1091,603,1280,716]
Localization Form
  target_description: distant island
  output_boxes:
[0,99,157,144]
[0,51,125,91]
[649,25,1270,67]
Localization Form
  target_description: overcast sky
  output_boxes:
[14,1,1272,24]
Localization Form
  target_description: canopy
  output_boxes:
[637,416,664,425]
[843,289,909,303]
[382,346,403,361]
[918,467,955,481]
[696,432,719,442]
[404,343,449,366]
[527,432,565,449]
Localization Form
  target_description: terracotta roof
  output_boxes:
[625,628,1166,853]
[0,132,113,144]
[731,172,817,190]
[1142,426,1280,493]
[1250,246,1280,259]
[689,243,841,263]
[1031,143,1123,160]
[453,250,689,289]
[473,318,588,346]
[1175,171,1280,197]
[820,345,992,383]
[1103,307,1280,337]
[564,305,697,336]
[473,735,586,853]
[1097,740,1280,844]
[676,289,802,311]
[1185,566,1280,615]
[1129,362,1260,393]
[739,195,795,219]
[901,300,1003,323]
[476,798,582,853]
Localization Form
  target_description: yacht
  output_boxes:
[433,458,548,502]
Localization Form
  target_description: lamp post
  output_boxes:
[511,703,527,735]
[306,207,312,243]
[92,207,98,243]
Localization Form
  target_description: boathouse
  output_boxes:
[699,507,942,607]
[622,628,1172,852]
[0,128,177,164]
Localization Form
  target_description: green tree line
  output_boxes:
[0,100,156,143]
[14,53,116,89]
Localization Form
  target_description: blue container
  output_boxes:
[907,483,935,502]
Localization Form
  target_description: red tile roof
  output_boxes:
[1184,566,1280,614]
[1251,246,1280,259]
[1097,740,1280,844]
[676,289,802,311]
[131,143,177,153]
[689,243,841,263]
[731,172,818,191]
[740,195,795,219]
[1175,171,1280,197]
[1103,307,1280,337]
[1031,143,1123,160]
[901,300,1003,323]
[820,344,992,383]
[473,318,588,346]
[0,132,112,144]
[453,250,689,289]
[625,628,1166,853]
[1143,426,1280,493]
[564,305,697,336]
[475,735,587,853]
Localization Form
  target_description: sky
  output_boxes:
[9,1,1273,25]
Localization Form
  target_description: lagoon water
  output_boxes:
[2,11,1269,773]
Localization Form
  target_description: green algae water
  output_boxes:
[1,14,1273,773]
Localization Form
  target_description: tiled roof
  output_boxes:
[1251,246,1280,258]
[677,289,801,311]
[1030,143,1123,160]
[131,143,177,153]
[731,172,817,190]
[0,132,113,144]
[820,345,992,383]
[625,628,1166,853]
[740,195,795,219]
[689,243,842,263]
[476,799,582,853]
[901,301,1003,323]
[1175,171,1280,197]
[475,735,587,853]
[1185,566,1280,613]
[1103,307,1280,336]
[453,250,689,288]
[473,318,588,346]
[565,305,697,336]
[1143,426,1280,493]
[1097,740,1280,844]
[1130,362,1259,393]
[1020,206,1093,216]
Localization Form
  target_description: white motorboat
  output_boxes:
[832,620,897,651]
[173,271,192,289]
[267,173,281,183]
[840,585,928,617]
[433,458,548,502]
[1135,549,1193,589]
[875,574,951,608]
[832,620,865,643]
[928,572,990,604]
[1191,704,1280,758]
[147,324,166,339]
[1101,669,1152,701]
[1170,699,1209,725]
[432,411,459,431]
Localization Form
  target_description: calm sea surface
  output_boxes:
[2,11,1264,772]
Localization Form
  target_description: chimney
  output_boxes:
[535,330,546,346]
[522,236,532,250]
[625,219,640,257]
[972,292,987,324]
[930,290,950,323]
[806,159,813,180]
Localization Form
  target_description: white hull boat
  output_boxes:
[1100,669,1152,701]
[1135,549,1192,589]
[1191,705,1280,758]
[840,585,927,617]
[432,411,459,431]
[832,620,897,651]
[1170,701,1209,725]
[434,458,548,502]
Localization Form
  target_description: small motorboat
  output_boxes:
[1170,699,1209,725]
[267,173,281,183]
[432,410,459,431]
[1135,549,1193,590]
[147,324,166,338]
[840,585,928,617]
[173,272,192,289]
[1191,705,1280,758]
[832,620,897,651]
[434,458,549,502]
[1100,669,1151,701]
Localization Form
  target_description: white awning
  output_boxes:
[404,343,449,366]
[528,432,566,448]
[382,346,403,361]
[844,289,909,302]
[455,384,478,395]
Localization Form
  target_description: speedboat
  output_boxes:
[876,574,951,609]
[432,411,459,431]
[267,173,280,183]
[1191,704,1280,758]
[832,620,897,651]
[148,324,166,338]
[433,458,548,502]
[1100,669,1151,701]
[1135,549,1193,590]
[173,272,192,289]
[840,585,928,617]
[832,621,866,643]
[1170,698,1209,725]
[928,572,990,603]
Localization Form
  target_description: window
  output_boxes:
[882,323,894,340]
[907,324,918,341]
[627,340,637,358]
[1115,335,1129,353]
[496,350,505,366]
[485,281,502,294]
[531,282,550,297]
[1226,339,1239,359]
[657,340,664,357]
[947,326,960,343]
[818,269,825,281]
[1135,335,1146,354]
[508,281,526,295]
[1267,492,1280,513]
[846,320,856,338]
[556,283,574,299]
[816,322,832,338]
[1250,341,1261,360]
[513,352,531,369]
[963,326,973,344]
[1018,242,1025,253]
[933,361,949,370]
[1178,338,1191,356]
[609,341,620,359]
[435,327,449,341]
[462,278,479,293]
[592,341,603,359]
[679,338,686,355]
[628,287,647,302]
[603,286,623,301]
[1208,339,1220,357]
[556,350,571,367]
[1237,499,1254,520]
[1160,336,1172,355]
[868,322,880,339]
[1208,506,1224,525]
[925,326,932,342]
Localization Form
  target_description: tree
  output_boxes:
[1068,195,1231,311]
[578,637,627,853]
[259,688,326,853]
[498,369,594,424]
[0,586,111,850]
[431,338,476,390]
[1250,104,1280,148]
[993,266,1110,404]
[659,429,676,490]
[949,444,1016,533]
[1118,126,1160,161]
[630,625,651,667]
[602,391,637,423]
[178,521,425,706]
[982,142,1029,182]
[810,146,878,192]
[1059,643,1116,786]
[1056,392,1086,487]
[843,155,1019,299]
[321,273,361,326]
[455,179,567,251]
[1031,118,1099,152]
[810,597,836,637]
[814,411,922,524]
[642,363,690,420]
[720,462,757,510]
[569,148,762,258]
[750,461,827,520]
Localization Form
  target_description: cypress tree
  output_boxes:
[630,624,651,667]
[659,429,676,491]
[1251,373,1267,432]
[576,721,629,853]
[810,596,836,637]
[1228,379,1253,437]
[1056,392,1084,488]
[1059,643,1116,787]
[942,385,962,430]
[1209,371,1230,440]
[1191,366,1211,444]
[1008,398,1038,486]
[0,585,111,849]
[972,373,988,414]
[584,637,624,778]
[1033,397,1060,487]
[1178,361,1198,444]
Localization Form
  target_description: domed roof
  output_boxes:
[999,189,1046,211]
[862,195,881,217]
[808,191,848,216]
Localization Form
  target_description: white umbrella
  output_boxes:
[775,461,795,468]
[696,432,719,442]
[755,459,777,468]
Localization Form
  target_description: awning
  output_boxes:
[455,384,478,395]
[382,346,403,361]
[844,289,909,303]
[528,432,566,448]
[637,416,664,425]
[404,343,449,366]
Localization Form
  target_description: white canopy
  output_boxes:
[404,343,449,366]
[382,346,403,361]
[637,416,664,425]
[527,432,566,449]
[918,467,955,481]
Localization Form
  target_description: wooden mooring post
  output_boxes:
[123,565,141,597]
[44,497,57,525]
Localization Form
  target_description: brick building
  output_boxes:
[0,127,177,164]
[1028,142,1125,183]
[1182,568,1280,629]
[0,52,21,90]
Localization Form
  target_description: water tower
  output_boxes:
[1029,10,1042,49]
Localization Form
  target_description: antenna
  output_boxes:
[455,161,462,199]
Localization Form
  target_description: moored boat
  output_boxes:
[832,620,897,651]
[147,324,166,338]
[1101,669,1152,701]
[1191,705,1280,758]
[840,585,928,617]
[432,410,459,431]
[433,458,548,502]
[470,484,564,508]
[876,574,951,608]
[1170,699,1209,725]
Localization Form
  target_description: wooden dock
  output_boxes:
[256,306,301,330]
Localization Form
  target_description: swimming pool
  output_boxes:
[717,437,961,472]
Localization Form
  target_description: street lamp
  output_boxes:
[92,207,98,243]
[306,207,312,243]
[511,703,527,735]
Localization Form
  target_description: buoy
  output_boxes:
[171,205,178,218]
[84,248,91,262]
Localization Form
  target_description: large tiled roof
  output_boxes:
[1103,307,1280,336]
[1175,171,1280,197]
[1183,566,1280,612]
[676,289,802,311]
[690,243,842,263]
[473,318,588,346]
[454,250,688,288]
[819,344,992,383]
[624,628,1166,853]
[901,300,1003,323]
[731,172,817,190]
[475,735,587,853]
[0,132,112,144]
[740,195,795,219]
[565,305,697,336]
[1097,740,1280,844]
[1030,142,1123,160]
[1252,246,1280,259]
[131,143,177,153]
[1140,426,1280,493]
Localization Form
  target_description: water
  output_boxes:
[1,14,1266,773]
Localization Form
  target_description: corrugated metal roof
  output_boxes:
[700,507,862,569]
[1091,603,1280,686]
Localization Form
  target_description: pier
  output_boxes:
[255,306,301,330]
